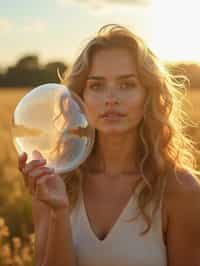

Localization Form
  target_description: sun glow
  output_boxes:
[149,0,200,62]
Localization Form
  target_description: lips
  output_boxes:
[101,111,125,118]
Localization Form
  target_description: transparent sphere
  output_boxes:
[11,83,95,174]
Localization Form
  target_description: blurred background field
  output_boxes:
[0,88,36,266]
[0,85,200,265]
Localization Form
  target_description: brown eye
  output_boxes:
[120,82,136,89]
[89,83,103,91]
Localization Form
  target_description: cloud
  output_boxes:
[20,19,47,33]
[0,18,13,32]
[0,18,47,34]
[100,0,150,5]
[57,0,151,9]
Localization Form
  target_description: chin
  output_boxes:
[99,125,136,135]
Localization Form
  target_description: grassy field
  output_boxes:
[0,87,200,265]
[0,88,35,266]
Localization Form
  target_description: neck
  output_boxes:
[89,130,140,178]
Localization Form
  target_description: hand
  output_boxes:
[18,150,70,212]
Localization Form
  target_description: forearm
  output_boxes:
[42,208,77,266]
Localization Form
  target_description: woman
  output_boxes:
[18,24,200,266]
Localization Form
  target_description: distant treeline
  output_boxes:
[1,54,200,88]
[0,55,68,88]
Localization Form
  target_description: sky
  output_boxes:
[1,0,200,69]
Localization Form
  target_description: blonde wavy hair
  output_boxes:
[58,23,200,235]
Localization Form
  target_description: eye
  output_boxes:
[88,83,103,91]
[120,81,136,89]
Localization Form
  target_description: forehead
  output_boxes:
[88,48,137,77]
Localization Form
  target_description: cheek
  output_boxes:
[84,94,100,111]
[83,94,101,123]
[126,92,146,116]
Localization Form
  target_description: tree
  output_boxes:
[0,55,68,87]
[16,55,40,70]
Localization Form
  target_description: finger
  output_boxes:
[23,159,46,176]
[22,160,46,188]
[32,150,45,161]
[35,174,55,200]
[28,167,55,192]
[18,152,28,172]
[31,167,55,178]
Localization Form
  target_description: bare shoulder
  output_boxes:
[164,170,200,217]
[163,170,200,265]
[165,170,200,205]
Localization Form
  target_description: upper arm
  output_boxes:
[32,197,51,266]
[166,172,200,266]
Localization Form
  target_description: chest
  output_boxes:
[81,180,168,243]
[83,190,134,240]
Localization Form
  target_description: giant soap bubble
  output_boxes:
[11,83,95,175]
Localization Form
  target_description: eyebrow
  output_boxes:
[86,74,137,81]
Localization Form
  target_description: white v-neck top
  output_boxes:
[70,183,167,266]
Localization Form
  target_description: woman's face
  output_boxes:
[83,48,146,135]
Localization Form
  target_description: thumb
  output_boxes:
[32,150,45,161]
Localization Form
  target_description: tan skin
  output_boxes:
[18,47,200,265]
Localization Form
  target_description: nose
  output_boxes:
[104,88,119,106]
